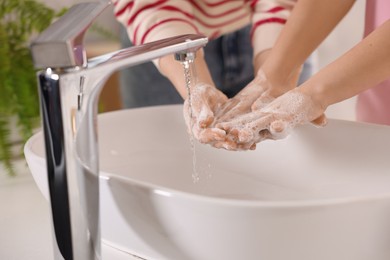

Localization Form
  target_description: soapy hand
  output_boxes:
[215,70,288,124]
[183,70,279,148]
[215,89,328,151]
[183,83,228,144]
[206,69,299,150]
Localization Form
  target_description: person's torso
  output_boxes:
[364,0,390,36]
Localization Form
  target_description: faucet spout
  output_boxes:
[31,2,207,260]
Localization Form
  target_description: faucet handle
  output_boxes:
[31,2,109,69]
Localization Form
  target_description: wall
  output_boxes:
[39,0,120,44]
[315,1,366,121]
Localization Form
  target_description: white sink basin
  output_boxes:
[24,104,390,260]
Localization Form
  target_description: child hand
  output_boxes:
[183,83,228,143]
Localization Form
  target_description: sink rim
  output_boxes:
[25,129,390,209]
[106,169,390,208]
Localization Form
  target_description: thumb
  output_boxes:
[269,120,290,139]
[197,104,215,128]
[251,94,275,111]
[311,113,327,127]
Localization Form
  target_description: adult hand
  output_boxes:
[215,89,328,150]
[207,68,300,150]
[183,83,228,144]
[215,68,299,125]
[215,70,272,123]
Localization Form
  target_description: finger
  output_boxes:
[216,100,246,122]
[217,112,271,144]
[234,130,272,151]
[243,113,274,134]
[191,101,215,128]
[217,98,240,116]
[215,113,254,132]
[197,105,215,128]
[235,141,256,151]
[212,139,238,151]
[237,128,254,143]
[197,128,226,143]
[259,129,272,140]
[270,120,286,133]
[269,120,291,139]
[246,129,271,147]
[223,128,256,150]
[251,94,275,111]
[215,121,233,132]
[311,113,328,127]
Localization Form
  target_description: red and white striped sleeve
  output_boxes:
[113,0,199,45]
[250,0,296,57]
[113,0,296,58]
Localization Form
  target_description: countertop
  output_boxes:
[0,159,139,260]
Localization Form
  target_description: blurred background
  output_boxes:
[40,0,366,120]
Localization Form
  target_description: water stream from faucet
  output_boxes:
[182,59,201,183]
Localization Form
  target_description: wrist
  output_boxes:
[253,49,271,73]
[298,81,329,112]
[258,48,303,91]
[258,64,301,97]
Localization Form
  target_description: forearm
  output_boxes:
[114,0,216,99]
[260,0,356,83]
[251,0,296,72]
[300,19,390,109]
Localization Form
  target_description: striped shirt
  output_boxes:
[113,0,295,58]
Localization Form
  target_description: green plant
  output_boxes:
[0,0,66,175]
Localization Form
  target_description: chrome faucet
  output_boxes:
[30,2,207,259]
